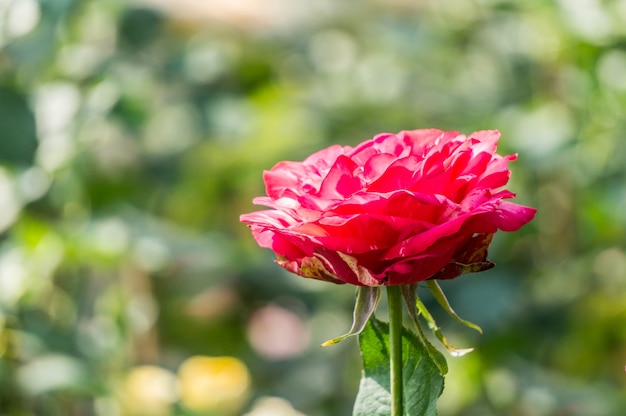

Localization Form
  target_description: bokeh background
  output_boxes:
[1,0,625,415]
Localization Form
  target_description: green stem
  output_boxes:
[387,285,403,416]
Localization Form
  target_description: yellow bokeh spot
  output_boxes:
[123,365,178,416]
[178,355,251,414]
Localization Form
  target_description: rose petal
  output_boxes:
[317,155,362,199]
[488,201,538,232]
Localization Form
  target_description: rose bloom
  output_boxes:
[241,129,536,286]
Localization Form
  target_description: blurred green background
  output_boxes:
[1,0,625,415]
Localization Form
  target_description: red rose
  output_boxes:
[241,129,536,286]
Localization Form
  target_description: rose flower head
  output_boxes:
[241,129,536,286]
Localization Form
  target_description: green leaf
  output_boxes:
[426,280,483,335]
[322,286,380,346]
[353,318,446,416]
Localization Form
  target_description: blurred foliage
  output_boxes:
[0,0,625,415]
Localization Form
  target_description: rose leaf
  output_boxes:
[353,317,445,416]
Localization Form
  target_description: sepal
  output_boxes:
[322,286,380,346]
[426,280,483,334]
[401,285,449,375]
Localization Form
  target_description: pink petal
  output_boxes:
[384,235,464,285]
[467,130,501,154]
[490,201,537,232]
[383,214,470,260]
[362,153,398,182]
[317,155,362,199]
